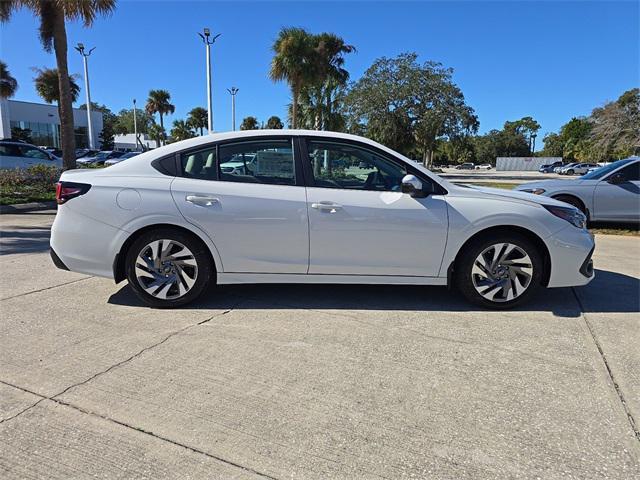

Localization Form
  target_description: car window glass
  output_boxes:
[619,162,640,181]
[19,146,48,159]
[219,140,295,186]
[181,145,217,180]
[0,144,22,157]
[306,141,406,191]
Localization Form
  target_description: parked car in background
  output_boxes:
[77,150,124,166]
[51,130,594,310]
[516,157,640,223]
[104,151,140,166]
[75,148,99,159]
[539,161,564,173]
[0,139,62,169]
[456,162,475,170]
[43,147,63,158]
[475,164,492,170]
[562,163,599,175]
[555,162,578,174]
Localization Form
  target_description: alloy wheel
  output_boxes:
[134,239,198,300]
[471,243,533,303]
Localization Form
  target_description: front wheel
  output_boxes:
[125,228,214,308]
[455,234,543,309]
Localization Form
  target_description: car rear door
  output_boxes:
[301,137,448,277]
[170,137,310,274]
[593,161,640,221]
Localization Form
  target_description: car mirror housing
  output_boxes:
[401,174,426,198]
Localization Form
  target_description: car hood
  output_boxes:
[454,184,571,208]
[514,178,591,191]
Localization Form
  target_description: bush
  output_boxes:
[0,165,61,205]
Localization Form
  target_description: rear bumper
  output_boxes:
[50,247,69,271]
[546,226,595,288]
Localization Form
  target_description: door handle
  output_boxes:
[186,194,220,206]
[311,201,342,212]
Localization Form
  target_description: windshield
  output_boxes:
[581,159,632,179]
[95,151,111,159]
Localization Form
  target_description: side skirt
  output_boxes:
[217,273,448,286]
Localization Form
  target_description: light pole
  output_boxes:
[198,28,221,134]
[133,99,139,151]
[75,43,96,149]
[227,87,239,131]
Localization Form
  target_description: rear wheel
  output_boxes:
[125,228,213,308]
[455,233,543,309]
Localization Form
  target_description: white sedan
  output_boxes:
[50,130,595,309]
[516,157,639,223]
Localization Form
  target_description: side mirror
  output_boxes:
[607,173,625,184]
[401,174,426,198]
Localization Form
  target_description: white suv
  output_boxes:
[0,140,62,169]
[50,130,595,309]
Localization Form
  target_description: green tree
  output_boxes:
[240,116,259,130]
[33,68,80,148]
[169,119,195,142]
[471,123,530,165]
[11,127,32,143]
[186,107,208,135]
[148,122,165,148]
[590,88,639,159]
[80,102,116,149]
[269,27,317,129]
[266,116,284,129]
[145,89,175,144]
[114,108,153,135]
[542,132,564,157]
[346,53,478,166]
[1,0,116,169]
[0,61,18,98]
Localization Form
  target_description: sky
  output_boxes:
[1,0,638,146]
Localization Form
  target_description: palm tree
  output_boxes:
[240,116,259,130]
[170,120,195,142]
[1,1,116,170]
[269,27,316,129]
[266,116,284,129]
[145,89,175,145]
[186,107,208,135]
[0,61,18,98]
[33,68,81,144]
[148,122,165,149]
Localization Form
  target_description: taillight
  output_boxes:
[55,181,91,205]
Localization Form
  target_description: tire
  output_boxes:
[125,228,214,308]
[455,233,544,309]
[552,194,587,216]
[566,169,574,175]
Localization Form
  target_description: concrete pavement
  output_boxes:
[1,211,638,479]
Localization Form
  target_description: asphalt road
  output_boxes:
[1,211,639,479]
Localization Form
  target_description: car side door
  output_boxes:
[18,145,54,167]
[0,143,25,169]
[593,161,640,221]
[170,137,310,274]
[302,137,448,277]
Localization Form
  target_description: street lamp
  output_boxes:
[227,87,239,131]
[133,99,139,151]
[198,28,221,134]
[75,43,96,149]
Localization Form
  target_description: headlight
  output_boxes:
[543,205,587,229]
[521,188,546,195]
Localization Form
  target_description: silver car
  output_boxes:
[516,157,640,223]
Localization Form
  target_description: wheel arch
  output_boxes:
[113,223,219,283]
[550,193,590,219]
[447,225,551,288]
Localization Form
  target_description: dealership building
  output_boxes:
[0,99,103,149]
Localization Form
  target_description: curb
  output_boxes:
[0,201,57,214]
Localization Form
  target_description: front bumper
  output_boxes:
[546,225,595,288]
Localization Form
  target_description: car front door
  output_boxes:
[593,161,640,221]
[171,137,309,274]
[302,138,448,277]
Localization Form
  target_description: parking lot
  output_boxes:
[1,210,639,479]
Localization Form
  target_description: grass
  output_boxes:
[0,165,59,206]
